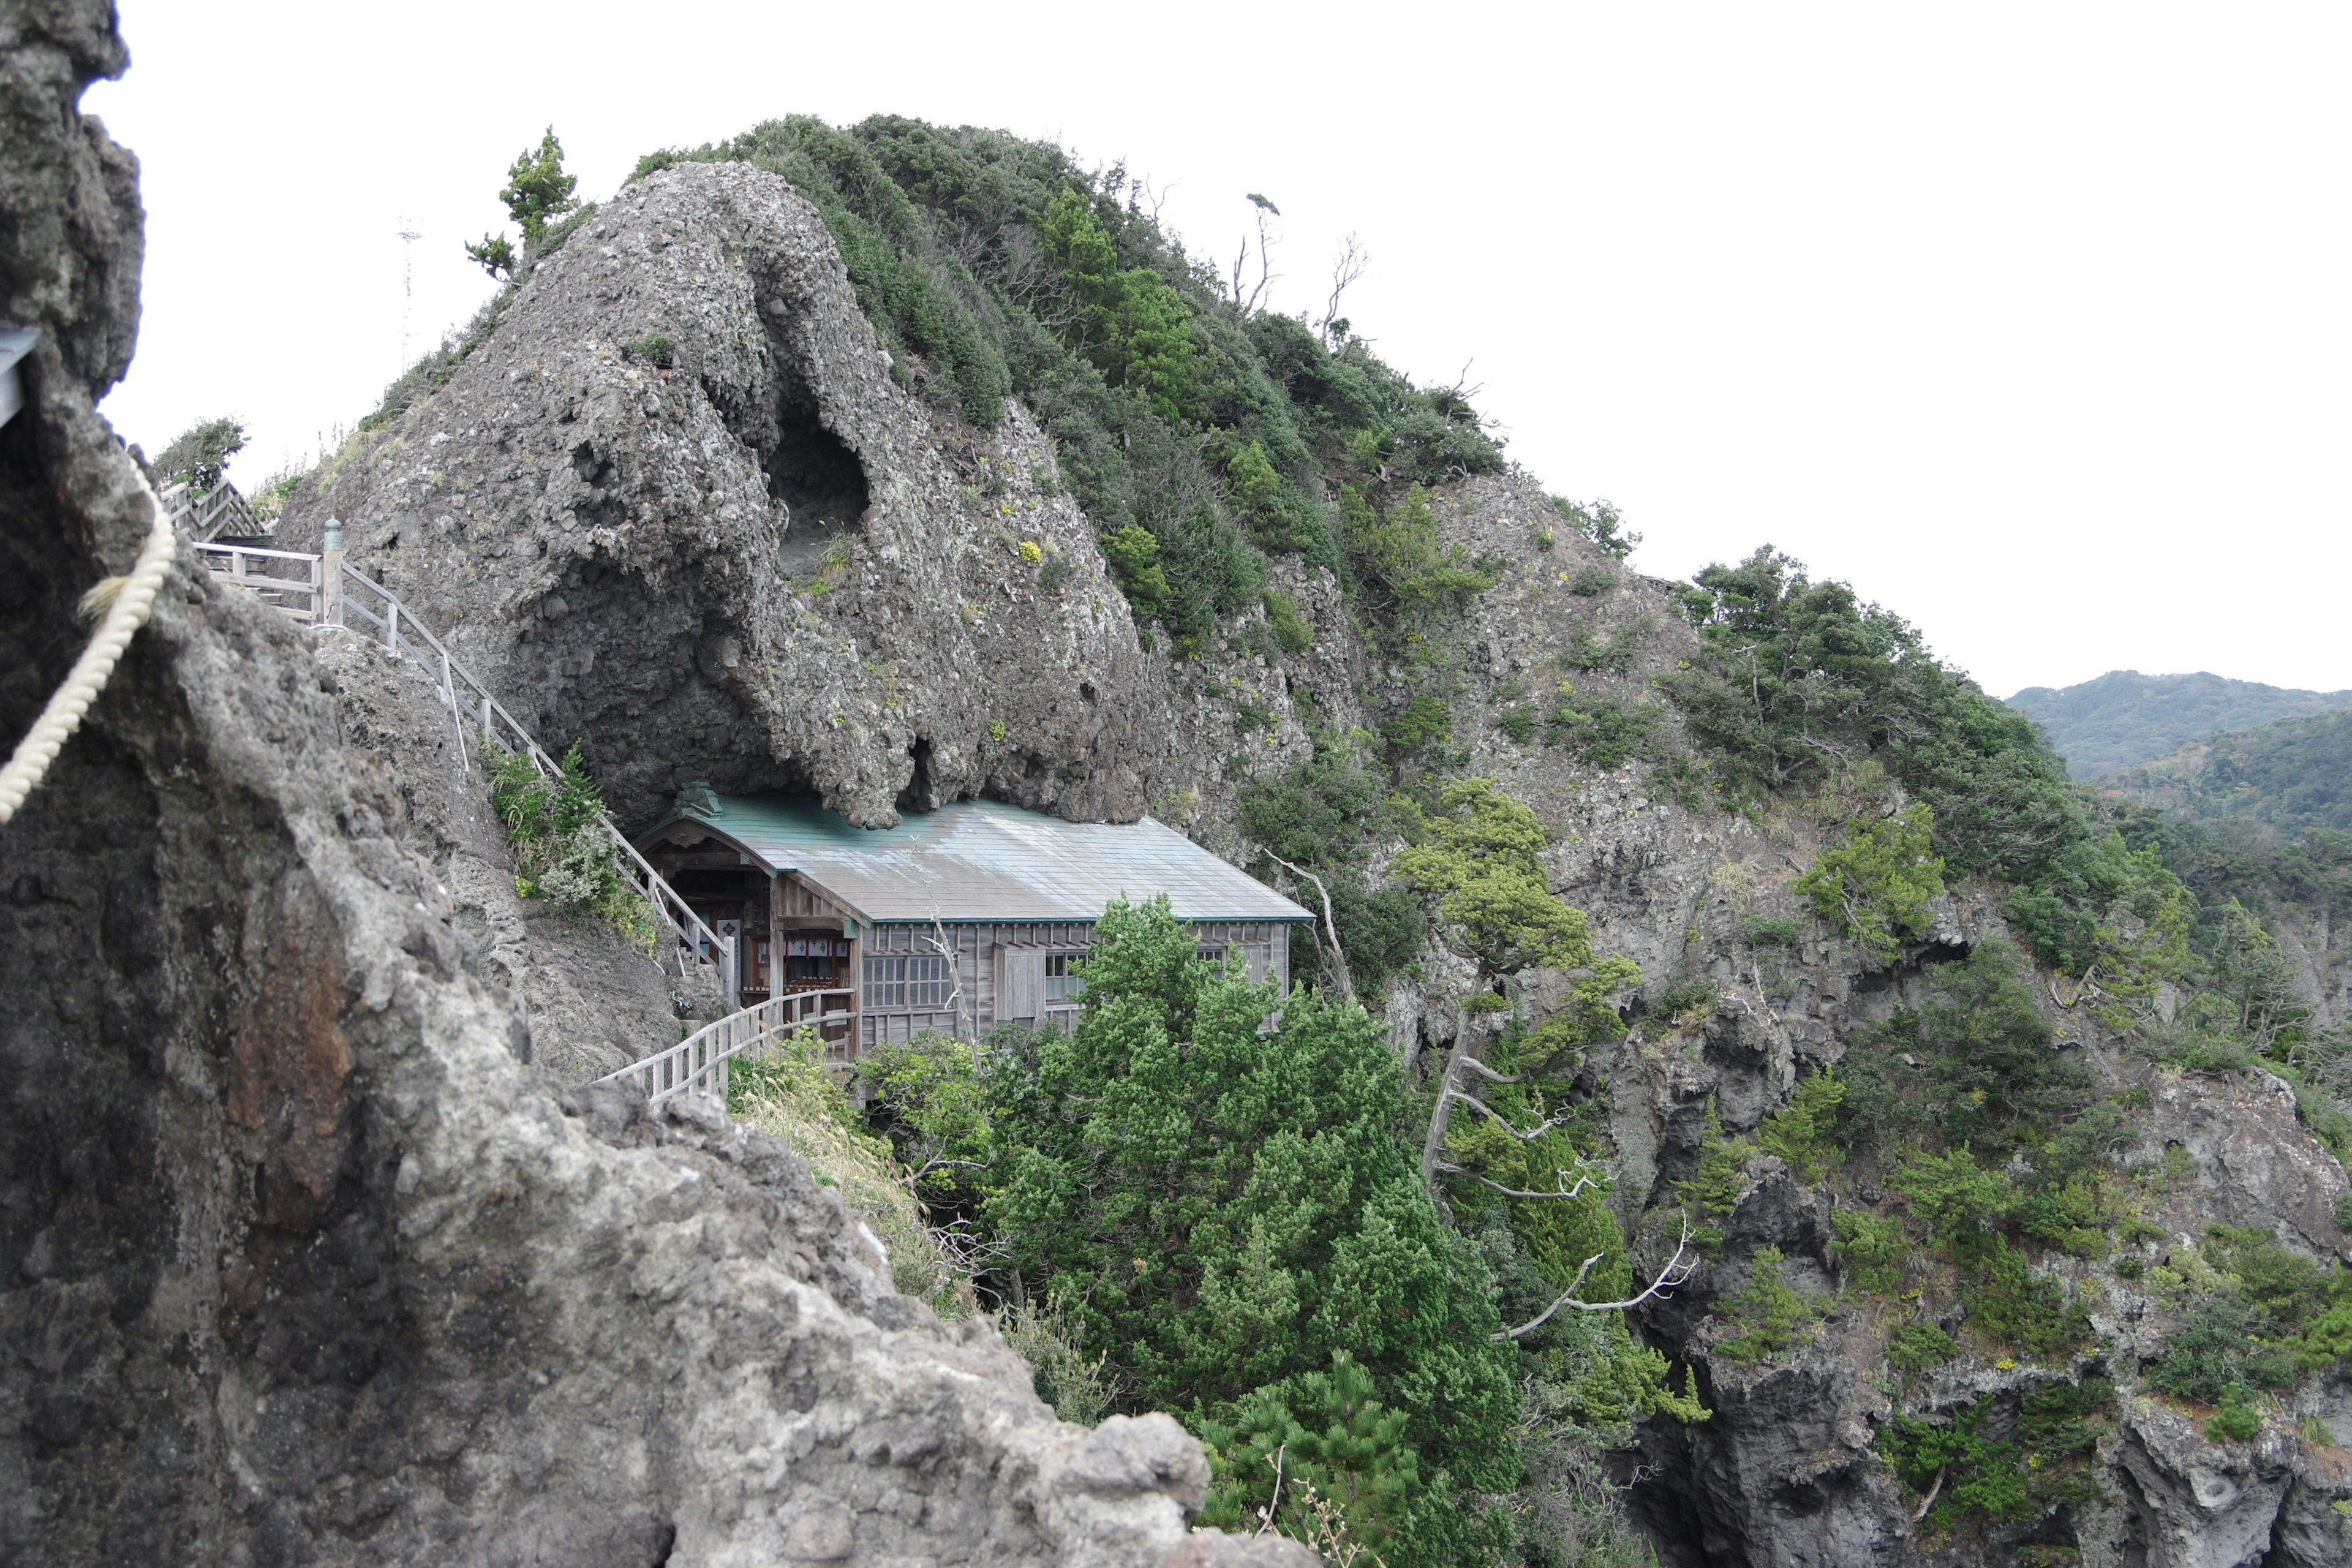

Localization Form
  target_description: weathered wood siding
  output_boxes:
[853,919,1293,1047]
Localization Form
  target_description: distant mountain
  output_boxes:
[2097,709,2352,840]
[2005,670,2352,779]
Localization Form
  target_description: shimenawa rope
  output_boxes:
[0,469,178,824]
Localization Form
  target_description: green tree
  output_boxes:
[982,895,1523,1543]
[1395,779,1634,993]
[1225,439,1287,546]
[1793,803,1945,967]
[1757,1071,1846,1182]
[500,125,580,245]
[1199,1352,1419,1550]
[1039,187,1199,420]
[464,232,517,281]
[154,415,247,494]
[1098,524,1170,623]
[1714,1246,1825,1365]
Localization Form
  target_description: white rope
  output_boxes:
[0,467,179,824]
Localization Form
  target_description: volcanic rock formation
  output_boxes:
[0,8,1295,1563]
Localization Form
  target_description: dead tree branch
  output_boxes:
[1491,1220,1700,1340]
[1317,232,1368,341]
[1909,1464,1947,1525]
[1449,1091,1570,1142]
[1264,850,1352,1003]
[1432,1157,1609,1201]
[1229,192,1281,314]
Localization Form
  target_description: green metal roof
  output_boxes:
[642,791,1313,926]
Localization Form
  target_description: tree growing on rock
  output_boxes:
[153,415,246,494]
[979,895,1522,1564]
[467,126,580,277]
[1393,778,1640,1184]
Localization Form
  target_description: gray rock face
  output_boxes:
[14,7,2352,1566]
[315,627,715,1077]
[0,10,1294,1563]
[284,162,1169,830]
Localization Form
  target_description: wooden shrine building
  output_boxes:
[635,788,1312,1052]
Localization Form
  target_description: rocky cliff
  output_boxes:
[284,144,2352,1564]
[0,9,1304,1564]
[11,7,2352,1565]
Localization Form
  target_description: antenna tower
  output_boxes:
[396,217,423,366]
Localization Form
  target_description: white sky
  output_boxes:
[91,2,2350,699]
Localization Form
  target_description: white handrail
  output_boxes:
[194,542,323,624]
[162,478,266,543]
[198,537,736,995]
[596,987,856,1106]
[328,564,736,997]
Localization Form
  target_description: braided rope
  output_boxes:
[0,468,178,824]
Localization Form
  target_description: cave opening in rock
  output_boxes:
[767,385,870,577]
[896,737,937,815]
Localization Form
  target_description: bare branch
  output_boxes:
[1908,1464,1947,1525]
[1491,1221,1700,1339]
[1263,850,1352,1003]
[1449,1090,1568,1142]
[1434,1158,1609,1201]
[1317,232,1369,341]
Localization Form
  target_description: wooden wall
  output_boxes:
[854,919,1295,1049]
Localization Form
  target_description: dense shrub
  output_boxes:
[486,742,650,945]
[153,415,246,494]
[1880,1379,2113,1535]
[635,115,1504,649]
[1665,547,2192,997]
[1714,1246,1825,1365]
[983,897,1521,1564]
[1794,804,1944,967]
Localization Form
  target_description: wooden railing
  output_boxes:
[595,987,856,1106]
[192,532,737,1002]
[193,543,324,622]
[328,564,738,1003]
[162,480,265,543]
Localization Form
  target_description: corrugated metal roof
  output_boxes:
[642,792,1313,925]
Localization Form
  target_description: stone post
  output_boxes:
[320,517,343,627]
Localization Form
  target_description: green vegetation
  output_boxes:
[848,890,1703,1564]
[2005,669,2352,780]
[1840,941,2093,1158]
[1885,1319,1959,1379]
[153,415,246,494]
[2146,1296,2296,1405]
[1714,1247,1825,1366]
[1880,1379,2113,1536]
[626,331,674,368]
[994,1296,1112,1424]
[504,126,579,245]
[1199,1353,1419,1550]
[1396,780,1641,1008]
[1552,497,1640,560]
[1793,804,1943,968]
[466,126,583,278]
[1757,1072,1844,1182]
[1234,731,1427,1001]
[970,897,1520,1564]
[2104,710,2352,839]
[635,115,1504,654]
[1665,547,2192,998]
[484,741,653,946]
[729,1028,972,1317]
[1545,695,1666,772]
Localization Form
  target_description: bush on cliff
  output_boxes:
[633,115,1505,654]
[976,895,1520,1562]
